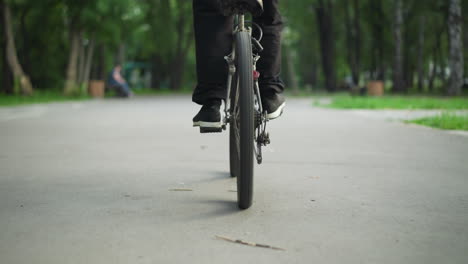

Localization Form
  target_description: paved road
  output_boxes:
[1,96,467,264]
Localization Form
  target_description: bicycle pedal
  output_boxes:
[200,127,223,133]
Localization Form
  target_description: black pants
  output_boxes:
[192,0,284,105]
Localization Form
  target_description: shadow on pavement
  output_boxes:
[184,199,240,220]
[183,170,233,185]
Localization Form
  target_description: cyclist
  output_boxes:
[192,0,285,129]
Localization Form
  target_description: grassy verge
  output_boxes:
[407,113,468,131]
[133,88,192,96]
[0,88,194,107]
[322,95,468,110]
[0,91,90,107]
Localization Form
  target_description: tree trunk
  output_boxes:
[77,33,86,85]
[151,55,163,89]
[0,1,13,94]
[369,0,385,81]
[169,7,193,90]
[344,0,354,82]
[316,0,337,92]
[310,60,318,88]
[447,0,464,96]
[392,0,404,93]
[352,0,361,86]
[94,44,106,81]
[3,2,33,95]
[1,43,14,94]
[344,0,361,86]
[116,43,126,65]
[82,37,95,93]
[428,63,437,93]
[285,44,299,93]
[437,41,447,91]
[417,16,425,92]
[169,36,193,90]
[64,29,80,95]
[303,55,318,88]
[169,55,186,90]
[429,26,444,92]
[19,7,31,78]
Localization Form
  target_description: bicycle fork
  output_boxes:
[223,53,236,129]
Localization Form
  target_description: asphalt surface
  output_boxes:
[0,96,467,264]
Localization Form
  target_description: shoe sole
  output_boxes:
[193,121,222,128]
[266,102,286,120]
[200,127,223,133]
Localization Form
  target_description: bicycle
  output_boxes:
[200,0,271,210]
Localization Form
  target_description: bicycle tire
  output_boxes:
[229,74,240,178]
[235,31,254,210]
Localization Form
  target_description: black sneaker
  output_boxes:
[262,93,285,120]
[193,100,222,128]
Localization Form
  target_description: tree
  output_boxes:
[344,0,361,86]
[1,0,464,96]
[280,1,319,89]
[447,0,464,95]
[63,0,86,95]
[143,0,193,90]
[316,0,337,92]
[283,32,299,93]
[416,15,426,92]
[392,0,404,93]
[2,0,33,95]
[0,1,13,94]
[63,0,137,94]
[64,30,81,95]
[81,37,95,88]
[365,0,388,82]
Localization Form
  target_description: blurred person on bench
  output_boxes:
[107,64,133,98]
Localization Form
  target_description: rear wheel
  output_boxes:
[234,31,254,210]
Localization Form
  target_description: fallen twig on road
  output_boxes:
[168,188,193,192]
[215,235,285,251]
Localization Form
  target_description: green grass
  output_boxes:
[132,88,192,96]
[407,113,468,131]
[0,88,193,107]
[0,91,90,107]
[323,95,468,110]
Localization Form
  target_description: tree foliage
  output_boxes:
[0,0,466,95]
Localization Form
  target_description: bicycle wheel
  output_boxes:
[229,74,240,178]
[234,31,254,209]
